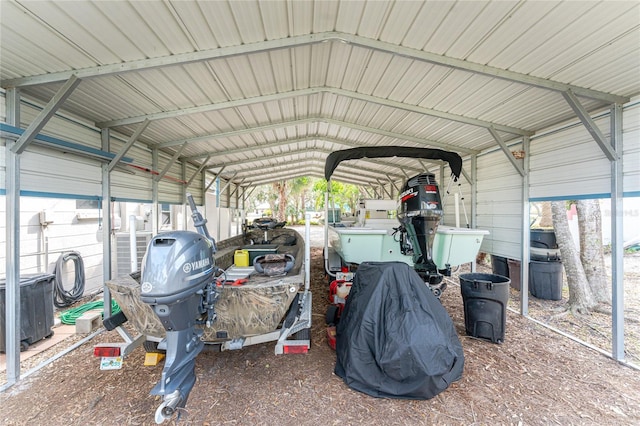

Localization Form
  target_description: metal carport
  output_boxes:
[2,0,639,386]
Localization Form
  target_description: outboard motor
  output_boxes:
[397,173,450,297]
[140,193,219,423]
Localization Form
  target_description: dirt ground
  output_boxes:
[1,243,640,425]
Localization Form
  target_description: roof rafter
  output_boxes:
[101,87,528,138]
[184,134,465,168]
[207,147,414,178]
[230,156,409,184]
[3,32,626,104]
[178,116,477,160]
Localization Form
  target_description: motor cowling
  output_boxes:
[397,173,443,264]
[140,230,215,331]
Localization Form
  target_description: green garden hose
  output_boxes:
[59,299,121,325]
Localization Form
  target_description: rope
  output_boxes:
[53,251,85,308]
[59,299,121,325]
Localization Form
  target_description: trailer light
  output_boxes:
[283,345,308,354]
[94,346,121,357]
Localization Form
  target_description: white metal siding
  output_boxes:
[476,151,524,259]
[530,115,612,199]
[21,146,102,197]
[0,196,105,295]
[109,134,155,202]
[530,103,640,199]
[622,103,640,194]
[157,151,185,204]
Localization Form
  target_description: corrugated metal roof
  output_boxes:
[1,0,639,188]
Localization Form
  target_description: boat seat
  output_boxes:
[253,254,295,276]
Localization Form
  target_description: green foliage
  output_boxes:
[312,179,360,212]
[248,177,361,221]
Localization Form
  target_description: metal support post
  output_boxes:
[4,88,21,385]
[610,104,624,361]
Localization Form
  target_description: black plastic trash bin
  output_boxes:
[529,260,563,300]
[0,274,55,352]
[491,255,509,278]
[459,273,510,344]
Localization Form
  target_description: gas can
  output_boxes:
[234,250,249,267]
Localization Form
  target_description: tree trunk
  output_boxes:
[539,202,554,228]
[274,181,287,222]
[576,199,610,304]
[551,201,596,313]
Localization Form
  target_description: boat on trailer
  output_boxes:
[97,197,311,423]
[106,226,310,350]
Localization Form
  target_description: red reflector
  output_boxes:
[283,345,308,354]
[94,346,120,357]
[425,185,437,192]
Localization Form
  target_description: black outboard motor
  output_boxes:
[140,193,218,423]
[397,173,449,297]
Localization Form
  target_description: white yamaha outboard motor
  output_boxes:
[140,193,219,423]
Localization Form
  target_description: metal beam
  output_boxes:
[98,88,321,128]
[232,159,393,185]
[11,75,81,154]
[101,129,113,318]
[3,32,626,105]
[151,149,159,234]
[99,87,509,149]
[243,186,258,204]
[247,166,373,187]
[196,136,422,176]
[488,127,525,177]
[185,134,347,160]
[218,173,238,194]
[162,117,317,148]
[249,171,326,187]
[155,144,186,182]
[610,103,624,361]
[562,90,617,161]
[108,119,149,172]
[207,148,412,180]
[182,118,476,160]
[4,88,21,386]
[229,178,246,198]
[386,174,400,193]
[376,178,393,199]
[186,155,211,187]
[520,138,530,316]
[204,166,226,192]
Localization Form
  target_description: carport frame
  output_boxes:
[2,30,634,388]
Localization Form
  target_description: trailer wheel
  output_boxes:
[325,305,339,325]
[293,327,310,341]
[143,340,165,353]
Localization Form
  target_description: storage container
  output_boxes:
[530,229,558,249]
[242,244,279,265]
[530,260,563,300]
[491,255,509,278]
[507,259,521,290]
[234,250,250,267]
[459,273,510,344]
[0,274,55,352]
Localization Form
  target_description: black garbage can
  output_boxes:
[491,255,509,278]
[459,273,510,344]
[529,260,563,300]
[0,274,55,352]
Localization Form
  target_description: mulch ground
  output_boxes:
[1,247,639,425]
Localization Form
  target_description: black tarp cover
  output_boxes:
[335,262,464,399]
[324,146,463,181]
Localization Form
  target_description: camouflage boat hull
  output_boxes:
[106,227,304,341]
